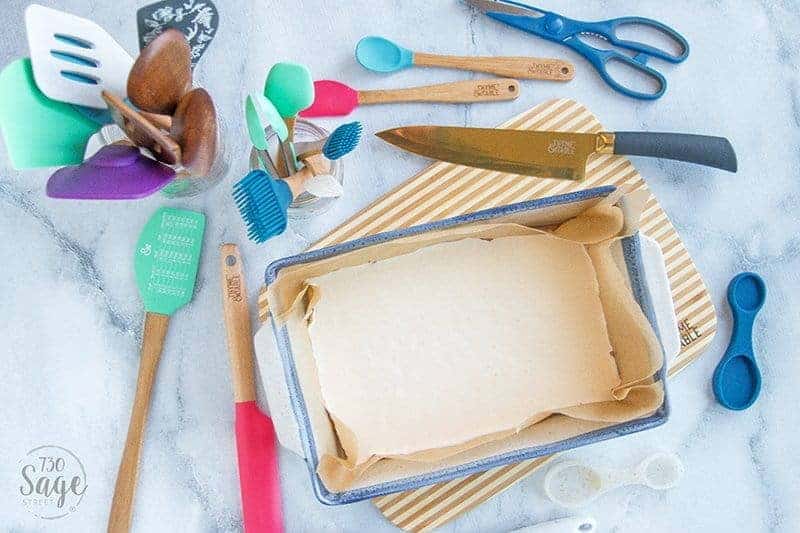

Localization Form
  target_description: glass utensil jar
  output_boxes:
[249,119,343,221]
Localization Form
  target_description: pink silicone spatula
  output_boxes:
[221,244,283,533]
[300,78,519,117]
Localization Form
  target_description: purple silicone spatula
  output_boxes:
[46,144,175,200]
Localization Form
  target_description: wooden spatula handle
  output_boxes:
[413,52,574,81]
[108,312,170,533]
[221,244,257,403]
[357,79,520,105]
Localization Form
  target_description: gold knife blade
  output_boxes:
[376,126,615,181]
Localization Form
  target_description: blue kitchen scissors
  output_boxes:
[464,0,689,100]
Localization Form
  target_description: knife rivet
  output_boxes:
[509,84,516,92]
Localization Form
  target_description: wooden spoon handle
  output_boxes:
[413,52,574,81]
[275,117,298,178]
[357,78,520,105]
[220,244,257,403]
[102,91,182,166]
[139,111,173,130]
[108,312,170,533]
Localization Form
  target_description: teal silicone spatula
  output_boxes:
[108,207,205,533]
[263,62,314,176]
[245,93,288,174]
[0,58,98,169]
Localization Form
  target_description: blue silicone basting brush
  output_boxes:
[233,170,294,243]
[323,121,362,160]
[295,122,363,166]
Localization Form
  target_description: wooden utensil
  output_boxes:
[171,88,218,176]
[300,78,520,117]
[221,244,284,533]
[413,52,572,80]
[356,35,574,80]
[108,208,205,533]
[102,90,181,165]
[127,28,192,114]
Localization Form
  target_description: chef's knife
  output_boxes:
[376,126,737,180]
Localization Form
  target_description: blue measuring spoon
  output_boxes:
[712,272,766,410]
[356,36,414,73]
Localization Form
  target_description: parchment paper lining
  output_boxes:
[266,192,664,492]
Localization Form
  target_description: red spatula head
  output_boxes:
[300,80,359,117]
[235,401,283,532]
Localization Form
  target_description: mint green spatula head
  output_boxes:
[135,207,206,316]
[245,93,288,149]
[263,62,314,119]
[0,58,98,169]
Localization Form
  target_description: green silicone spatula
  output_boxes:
[0,58,98,169]
[108,207,205,533]
[245,93,287,175]
[263,62,314,176]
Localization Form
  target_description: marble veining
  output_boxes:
[1,0,798,532]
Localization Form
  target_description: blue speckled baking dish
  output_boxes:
[264,185,670,505]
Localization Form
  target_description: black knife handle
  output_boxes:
[613,132,738,172]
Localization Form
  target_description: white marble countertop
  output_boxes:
[1,0,797,531]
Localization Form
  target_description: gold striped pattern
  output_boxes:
[257,99,716,531]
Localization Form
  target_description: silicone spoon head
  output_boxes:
[299,80,359,118]
[355,36,414,73]
[127,28,192,114]
[713,355,762,410]
[263,63,314,119]
[0,58,98,169]
[713,272,766,411]
[728,272,766,314]
[171,88,218,176]
[639,452,684,490]
[543,462,603,508]
[245,93,288,150]
[46,143,175,199]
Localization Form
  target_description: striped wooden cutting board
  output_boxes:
[258,99,716,531]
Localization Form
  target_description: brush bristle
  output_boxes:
[323,121,362,161]
[233,170,291,243]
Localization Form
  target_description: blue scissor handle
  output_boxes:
[561,35,668,100]
[567,16,689,63]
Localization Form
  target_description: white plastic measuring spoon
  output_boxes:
[512,516,596,532]
[544,452,684,508]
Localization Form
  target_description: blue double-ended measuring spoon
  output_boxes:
[712,272,766,411]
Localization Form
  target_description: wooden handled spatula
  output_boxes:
[108,208,205,533]
[221,244,284,532]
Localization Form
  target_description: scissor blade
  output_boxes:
[463,0,544,18]
[376,126,597,181]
